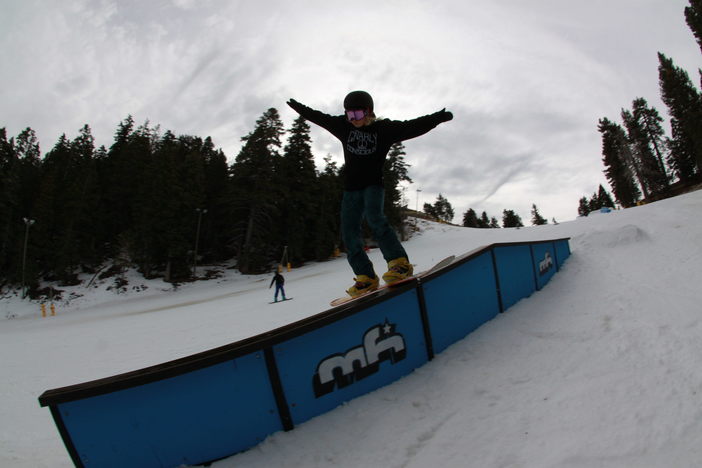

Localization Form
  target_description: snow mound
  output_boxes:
[574,224,650,249]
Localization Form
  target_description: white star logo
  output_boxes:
[383,322,393,335]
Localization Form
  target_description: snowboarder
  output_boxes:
[269,271,286,302]
[287,91,453,297]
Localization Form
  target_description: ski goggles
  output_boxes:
[345,109,367,122]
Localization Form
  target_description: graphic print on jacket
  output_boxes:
[347,129,378,156]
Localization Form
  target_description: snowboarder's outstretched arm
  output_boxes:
[287,99,346,137]
[384,108,453,143]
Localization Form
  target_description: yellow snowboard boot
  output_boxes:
[382,257,414,285]
[346,274,380,297]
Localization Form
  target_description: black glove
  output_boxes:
[438,108,453,122]
[287,98,304,112]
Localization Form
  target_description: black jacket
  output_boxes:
[287,100,451,190]
[270,273,284,287]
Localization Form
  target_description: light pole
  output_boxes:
[415,189,422,227]
[192,208,207,278]
[21,218,35,299]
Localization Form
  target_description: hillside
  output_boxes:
[2,191,702,467]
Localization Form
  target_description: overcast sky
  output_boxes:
[2,0,700,223]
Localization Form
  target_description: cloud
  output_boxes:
[172,0,198,10]
[1,0,698,224]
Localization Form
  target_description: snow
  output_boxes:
[2,190,702,468]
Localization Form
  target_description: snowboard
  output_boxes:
[269,298,293,304]
[329,255,455,307]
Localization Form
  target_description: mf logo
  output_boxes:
[539,252,554,275]
[313,320,406,397]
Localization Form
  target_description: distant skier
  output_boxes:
[287,91,452,297]
[269,271,286,302]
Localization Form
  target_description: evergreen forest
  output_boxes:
[464,0,702,227]
[3,0,702,296]
[0,110,415,295]
[587,0,702,211]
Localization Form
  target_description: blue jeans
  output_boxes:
[274,284,286,301]
[341,185,408,277]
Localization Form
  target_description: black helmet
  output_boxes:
[343,90,374,111]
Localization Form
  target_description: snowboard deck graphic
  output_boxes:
[329,255,455,307]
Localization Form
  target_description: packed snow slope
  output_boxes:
[2,190,702,468]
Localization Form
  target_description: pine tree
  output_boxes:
[685,0,702,54]
[279,115,318,265]
[502,209,524,228]
[439,194,455,223]
[473,211,497,228]
[11,129,42,288]
[617,109,651,198]
[31,133,74,282]
[229,108,285,274]
[578,196,590,216]
[0,128,19,281]
[31,125,101,284]
[588,192,599,212]
[65,125,101,272]
[598,118,641,207]
[621,100,670,194]
[478,211,490,228]
[383,142,413,233]
[632,98,670,183]
[462,208,479,227]
[596,184,616,208]
[14,128,42,219]
[424,194,454,223]
[200,137,232,263]
[97,115,141,262]
[423,202,437,220]
[313,155,343,261]
[581,184,616,215]
[667,118,699,180]
[530,204,548,225]
[658,52,702,173]
[463,208,499,228]
[123,122,162,278]
[150,132,207,281]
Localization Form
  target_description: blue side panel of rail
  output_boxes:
[493,245,537,309]
[422,251,500,354]
[554,239,571,270]
[39,238,570,467]
[273,288,427,426]
[56,353,281,467]
[531,242,558,290]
